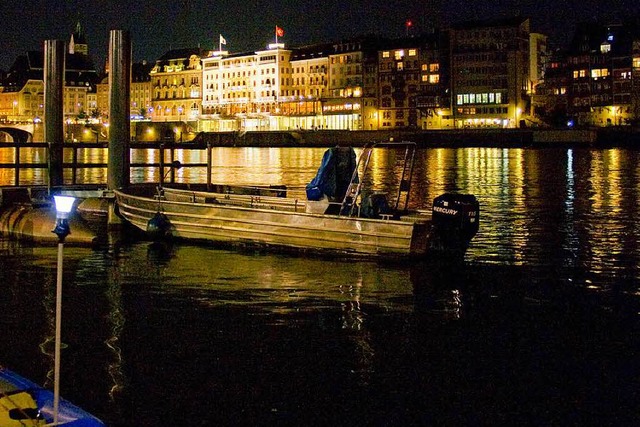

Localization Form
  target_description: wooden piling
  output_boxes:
[107,30,131,191]
[44,40,65,192]
[107,30,131,227]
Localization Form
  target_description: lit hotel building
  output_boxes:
[201,44,295,131]
[200,38,382,132]
[149,48,208,122]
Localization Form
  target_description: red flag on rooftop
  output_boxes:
[276,26,284,37]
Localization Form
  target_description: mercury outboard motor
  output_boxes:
[430,193,480,257]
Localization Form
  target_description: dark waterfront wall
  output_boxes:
[132,125,639,148]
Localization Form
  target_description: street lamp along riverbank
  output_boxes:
[51,194,74,426]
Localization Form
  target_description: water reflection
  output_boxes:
[2,145,639,292]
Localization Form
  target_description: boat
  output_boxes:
[114,142,479,260]
[0,366,105,426]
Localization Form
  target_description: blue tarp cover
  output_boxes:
[306,147,357,201]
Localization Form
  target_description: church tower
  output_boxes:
[69,21,88,55]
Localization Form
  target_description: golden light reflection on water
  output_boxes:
[1,146,639,278]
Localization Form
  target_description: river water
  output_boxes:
[0,146,639,426]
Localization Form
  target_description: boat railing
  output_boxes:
[162,187,306,213]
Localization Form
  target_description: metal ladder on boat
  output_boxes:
[392,143,416,213]
[339,141,417,217]
[340,145,374,216]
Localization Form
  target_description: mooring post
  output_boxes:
[207,141,212,191]
[107,29,131,190]
[159,144,165,187]
[44,40,65,194]
[107,30,131,226]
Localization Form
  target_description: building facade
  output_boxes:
[150,48,208,123]
[565,22,638,126]
[0,25,99,127]
[377,32,450,130]
[201,45,295,131]
[450,17,533,128]
[6,17,639,135]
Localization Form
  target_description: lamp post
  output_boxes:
[51,195,74,426]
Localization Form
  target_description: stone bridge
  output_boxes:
[0,124,35,143]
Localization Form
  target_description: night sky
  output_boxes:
[1,0,638,70]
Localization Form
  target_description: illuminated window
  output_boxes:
[579,69,587,78]
[573,70,579,79]
[429,74,439,84]
[634,58,640,68]
[429,63,439,72]
[421,64,428,71]
[383,51,390,58]
[457,94,463,105]
[408,49,417,56]
[394,50,405,60]
[495,93,502,103]
[422,75,429,82]
[600,42,611,54]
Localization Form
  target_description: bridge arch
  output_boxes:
[0,128,32,143]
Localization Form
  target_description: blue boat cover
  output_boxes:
[0,367,105,426]
[306,147,357,201]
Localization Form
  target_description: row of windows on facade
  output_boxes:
[457,65,507,75]
[572,94,632,106]
[457,77,508,87]
[456,107,510,115]
[203,65,328,77]
[379,72,440,81]
[572,68,633,79]
[453,51,511,63]
[331,55,362,64]
[203,56,279,68]
[568,56,640,68]
[453,41,526,53]
[456,92,505,105]
[153,77,200,87]
[205,76,327,89]
[379,60,440,73]
[456,29,519,40]
[151,104,199,116]
[381,49,420,59]
[203,87,325,100]
[378,73,441,84]
[572,81,632,92]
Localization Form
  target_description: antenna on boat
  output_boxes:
[157,160,183,196]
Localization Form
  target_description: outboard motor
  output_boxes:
[431,193,480,257]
